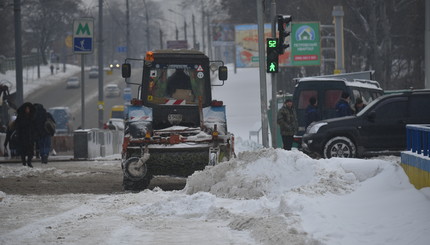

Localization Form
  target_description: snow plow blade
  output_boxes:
[126,146,210,177]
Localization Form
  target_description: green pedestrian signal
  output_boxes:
[266,38,279,73]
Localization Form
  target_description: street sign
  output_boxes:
[117,46,127,53]
[73,18,94,54]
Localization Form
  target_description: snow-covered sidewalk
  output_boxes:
[1,148,429,245]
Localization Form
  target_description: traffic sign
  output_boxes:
[73,18,94,54]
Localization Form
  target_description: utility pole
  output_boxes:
[257,0,269,147]
[144,0,150,51]
[207,14,212,58]
[126,0,130,58]
[98,0,104,129]
[332,6,345,73]
[192,14,196,49]
[270,0,277,148]
[201,1,206,53]
[14,0,23,107]
[426,0,430,89]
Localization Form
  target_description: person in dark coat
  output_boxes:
[15,102,35,167]
[305,97,319,128]
[277,99,298,150]
[33,103,55,164]
[335,91,354,117]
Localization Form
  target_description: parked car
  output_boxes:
[66,76,80,88]
[47,107,74,135]
[105,84,121,97]
[88,66,99,79]
[293,71,384,143]
[301,90,430,158]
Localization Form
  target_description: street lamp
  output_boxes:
[168,8,187,41]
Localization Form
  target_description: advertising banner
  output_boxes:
[291,22,321,66]
[235,24,292,68]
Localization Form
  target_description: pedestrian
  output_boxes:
[277,99,298,150]
[305,97,319,128]
[335,91,354,117]
[33,103,55,164]
[354,97,366,114]
[50,65,54,75]
[3,116,18,158]
[15,102,36,167]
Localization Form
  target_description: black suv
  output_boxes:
[301,90,430,158]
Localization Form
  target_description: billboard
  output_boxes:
[291,22,321,66]
[235,24,291,68]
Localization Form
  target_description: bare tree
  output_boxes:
[22,0,81,64]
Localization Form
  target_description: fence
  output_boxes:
[400,124,430,189]
[73,129,123,159]
[0,55,41,74]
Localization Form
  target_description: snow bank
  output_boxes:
[185,148,388,199]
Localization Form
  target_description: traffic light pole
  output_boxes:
[270,0,278,148]
[257,0,269,147]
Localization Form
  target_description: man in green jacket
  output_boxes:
[277,99,298,150]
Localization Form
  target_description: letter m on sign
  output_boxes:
[76,23,91,36]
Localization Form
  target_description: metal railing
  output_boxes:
[406,124,430,157]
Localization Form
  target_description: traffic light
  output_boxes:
[266,38,279,73]
[277,15,292,54]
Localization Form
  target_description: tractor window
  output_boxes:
[146,64,206,105]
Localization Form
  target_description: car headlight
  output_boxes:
[307,122,327,134]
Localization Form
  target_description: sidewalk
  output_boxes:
[0,154,75,164]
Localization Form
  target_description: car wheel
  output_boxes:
[323,136,356,158]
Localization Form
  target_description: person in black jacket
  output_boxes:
[15,102,35,167]
[335,91,354,117]
[33,103,55,164]
[305,97,319,128]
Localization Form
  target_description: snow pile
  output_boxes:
[185,148,384,199]
[1,148,430,244]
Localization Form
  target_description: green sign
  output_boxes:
[291,22,321,66]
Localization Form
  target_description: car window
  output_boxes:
[324,90,343,109]
[297,90,317,109]
[352,89,361,103]
[374,98,408,119]
[409,95,430,120]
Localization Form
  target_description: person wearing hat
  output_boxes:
[335,91,354,117]
[354,97,366,114]
[277,98,298,150]
[305,96,320,128]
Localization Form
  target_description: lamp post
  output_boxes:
[168,8,187,41]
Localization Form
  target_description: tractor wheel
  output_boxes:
[123,157,152,191]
